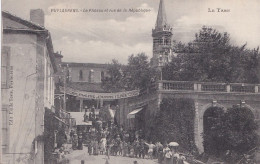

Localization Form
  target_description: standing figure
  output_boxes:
[157,142,164,164]
[145,141,155,160]
[88,139,93,155]
[134,140,140,158]
[139,140,145,159]
[106,139,112,159]
[72,133,78,150]
[100,137,107,155]
[164,147,173,164]
[129,142,134,158]
[78,132,83,150]
[93,139,99,155]
[114,135,121,156]
[122,140,128,157]
[69,130,74,144]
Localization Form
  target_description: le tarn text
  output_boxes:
[208,8,230,13]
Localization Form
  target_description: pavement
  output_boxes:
[63,145,158,164]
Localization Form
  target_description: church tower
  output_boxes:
[151,0,173,67]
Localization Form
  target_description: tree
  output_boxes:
[224,107,258,155]
[102,53,159,93]
[203,107,227,157]
[203,106,259,162]
[102,59,125,92]
[127,53,159,93]
[163,26,260,83]
[148,98,198,154]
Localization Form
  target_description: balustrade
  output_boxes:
[230,84,255,93]
[162,81,193,90]
[201,83,226,92]
[159,80,259,93]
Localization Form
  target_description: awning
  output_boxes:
[54,116,68,126]
[127,108,143,119]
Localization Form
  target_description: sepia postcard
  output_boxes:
[1,0,260,163]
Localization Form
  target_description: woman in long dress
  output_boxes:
[100,137,107,155]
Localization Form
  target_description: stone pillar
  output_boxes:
[226,85,231,92]
[158,81,163,90]
[100,99,103,108]
[197,84,201,91]
[194,101,204,153]
[194,83,198,91]
[255,85,259,93]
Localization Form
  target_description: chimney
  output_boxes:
[30,9,44,27]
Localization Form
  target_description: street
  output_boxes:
[64,145,158,164]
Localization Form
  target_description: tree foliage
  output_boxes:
[148,98,198,154]
[102,53,159,93]
[164,26,260,83]
[203,106,259,162]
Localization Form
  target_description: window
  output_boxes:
[79,70,83,81]
[1,46,10,89]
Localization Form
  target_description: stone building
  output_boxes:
[1,10,57,164]
[61,62,111,111]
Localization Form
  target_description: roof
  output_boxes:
[62,62,109,69]
[67,82,108,93]
[2,10,57,73]
[155,0,168,29]
[2,11,45,30]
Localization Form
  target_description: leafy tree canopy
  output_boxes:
[164,26,260,83]
[102,53,159,93]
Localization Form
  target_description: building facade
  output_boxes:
[61,62,111,112]
[1,10,57,164]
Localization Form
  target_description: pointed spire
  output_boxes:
[155,0,167,29]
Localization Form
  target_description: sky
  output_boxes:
[2,0,260,64]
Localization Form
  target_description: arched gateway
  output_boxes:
[156,81,260,154]
[203,105,257,158]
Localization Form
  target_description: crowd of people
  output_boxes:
[54,106,189,164]
[69,119,187,163]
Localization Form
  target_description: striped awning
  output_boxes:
[127,108,143,119]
